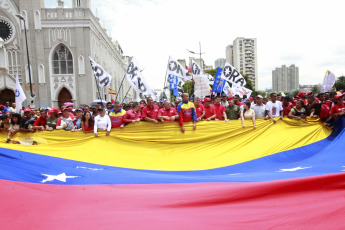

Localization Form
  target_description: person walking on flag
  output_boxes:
[15,74,26,113]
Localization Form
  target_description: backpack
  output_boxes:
[320,104,330,119]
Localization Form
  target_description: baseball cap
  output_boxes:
[256,95,263,99]
[334,94,343,100]
[98,106,105,111]
[204,98,212,102]
[24,108,31,113]
[227,96,234,101]
[297,91,306,97]
[50,108,58,113]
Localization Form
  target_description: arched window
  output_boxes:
[78,55,85,74]
[38,64,45,83]
[52,44,73,74]
[34,10,41,30]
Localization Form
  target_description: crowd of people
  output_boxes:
[0,90,344,139]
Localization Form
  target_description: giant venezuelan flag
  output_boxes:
[1,117,345,229]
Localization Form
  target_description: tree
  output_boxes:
[182,81,194,96]
[253,90,266,97]
[311,85,320,94]
[205,69,217,77]
[241,73,253,91]
[292,89,300,97]
[334,76,345,91]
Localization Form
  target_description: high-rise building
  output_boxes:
[272,65,299,92]
[0,0,135,107]
[214,58,226,69]
[225,37,258,90]
[177,59,186,68]
[225,45,233,65]
[189,57,204,69]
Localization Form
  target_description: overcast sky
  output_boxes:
[46,0,345,91]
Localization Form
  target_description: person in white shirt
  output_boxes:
[221,94,229,107]
[94,106,111,137]
[265,93,283,123]
[240,102,256,129]
[253,95,267,119]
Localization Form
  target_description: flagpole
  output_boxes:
[89,55,103,101]
[163,73,168,90]
[199,42,203,70]
[93,72,102,101]
[115,73,126,102]
[121,86,132,104]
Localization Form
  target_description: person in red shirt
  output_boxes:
[297,91,307,105]
[142,97,160,124]
[330,94,345,120]
[203,98,216,121]
[32,110,48,131]
[193,97,205,121]
[212,96,228,121]
[234,95,243,107]
[123,102,142,124]
[157,100,178,122]
[282,96,293,117]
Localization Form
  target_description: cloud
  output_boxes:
[87,0,345,91]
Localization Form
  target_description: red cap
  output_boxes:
[334,94,343,100]
[297,91,306,97]
[306,91,313,96]
[68,107,73,111]
[204,98,212,102]
[227,96,234,101]
[24,108,31,113]
[249,97,253,100]
[50,108,58,113]
[62,108,69,112]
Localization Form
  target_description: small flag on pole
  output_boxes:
[15,73,26,113]
[111,98,115,104]
[108,88,116,95]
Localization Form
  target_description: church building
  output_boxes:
[0,0,134,108]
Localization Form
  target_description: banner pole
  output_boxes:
[121,86,132,104]
[89,55,103,101]
[92,70,102,101]
[115,73,126,102]
[117,56,133,102]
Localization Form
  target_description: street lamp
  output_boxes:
[16,14,35,106]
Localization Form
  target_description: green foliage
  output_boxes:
[205,69,217,77]
[240,73,253,91]
[334,76,345,91]
[292,89,300,97]
[252,90,266,97]
[311,85,320,94]
[182,81,194,96]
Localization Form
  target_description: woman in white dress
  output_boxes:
[240,102,256,129]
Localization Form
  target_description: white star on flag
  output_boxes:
[224,68,231,76]
[169,62,176,70]
[41,173,80,183]
[276,166,312,172]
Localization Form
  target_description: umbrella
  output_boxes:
[90,99,107,107]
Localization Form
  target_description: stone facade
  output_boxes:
[0,0,134,108]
